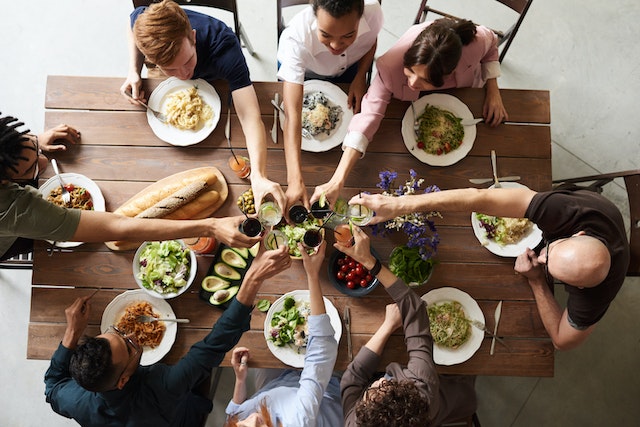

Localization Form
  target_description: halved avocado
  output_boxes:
[214,262,241,281]
[221,248,247,269]
[209,285,240,305]
[201,275,230,292]
[249,242,260,258]
[231,247,250,259]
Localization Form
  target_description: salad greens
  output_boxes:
[268,296,310,349]
[389,245,434,286]
[137,240,191,295]
[256,299,271,312]
[278,217,322,258]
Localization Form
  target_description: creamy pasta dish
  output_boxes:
[164,86,213,130]
[116,301,166,348]
[301,91,342,136]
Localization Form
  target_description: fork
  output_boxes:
[410,101,420,150]
[491,150,502,188]
[50,159,71,205]
[270,99,312,139]
[125,91,167,123]
[136,315,190,323]
[469,319,510,350]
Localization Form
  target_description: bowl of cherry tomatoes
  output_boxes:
[328,249,380,297]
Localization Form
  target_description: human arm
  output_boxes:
[61,297,91,350]
[364,303,402,356]
[483,78,508,127]
[347,41,377,114]
[120,25,146,103]
[72,212,261,248]
[282,81,310,211]
[309,146,360,209]
[514,248,595,350]
[38,124,81,153]
[232,85,287,213]
[349,187,537,225]
[230,347,250,404]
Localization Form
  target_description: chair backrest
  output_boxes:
[413,0,533,62]
[0,252,33,270]
[132,0,241,41]
[277,0,311,41]
[552,170,640,276]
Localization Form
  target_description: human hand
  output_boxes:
[514,247,546,286]
[310,180,343,211]
[347,76,367,113]
[482,89,508,127]
[210,216,262,248]
[300,240,326,277]
[230,346,250,382]
[382,303,402,331]
[347,193,399,225]
[251,176,287,218]
[333,225,376,269]
[120,72,146,104]
[285,178,310,214]
[62,297,91,348]
[244,243,291,283]
[38,124,81,153]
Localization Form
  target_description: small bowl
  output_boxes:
[327,249,380,297]
[133,240,197,299]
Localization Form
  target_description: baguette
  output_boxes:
[136,181,209,218]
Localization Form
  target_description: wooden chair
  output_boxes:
[0,252,33,270]
[552,170,640,276]
[441,413,482,427]
[132,0,255,55]
[413,0,533,63]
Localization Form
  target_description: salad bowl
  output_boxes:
[133,240,197,299]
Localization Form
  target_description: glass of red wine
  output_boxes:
[239,217,263,237]
[302,227,324,249]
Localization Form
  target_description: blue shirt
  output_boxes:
[225,314,343,427]
[45,299,253,426]
[131,7,252,91]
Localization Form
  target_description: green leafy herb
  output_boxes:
[389,245,434,285]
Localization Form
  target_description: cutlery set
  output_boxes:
[270,97,312,139]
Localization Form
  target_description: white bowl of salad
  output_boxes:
[133,240,197,299]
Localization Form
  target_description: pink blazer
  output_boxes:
[348,22,499,144]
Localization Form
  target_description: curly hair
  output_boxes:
[69,336,118,392]
[355,379,430,427]
[133,0,193,67]
[0,114,32,181]
[403,18,478,87]
[312,0,364,18]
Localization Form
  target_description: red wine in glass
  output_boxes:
[302,228,323,248]
[239,217,263,237]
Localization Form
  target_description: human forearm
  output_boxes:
[282,82,304,185]
[231,378,247,404]
[308,275,326,315]
[364,320,396,356]
[126,26,144,76]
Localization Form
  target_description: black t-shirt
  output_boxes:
[525,188,630,327]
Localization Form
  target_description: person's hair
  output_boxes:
[403,18,478,87]
[224,400,282,427]
[133,0,193,67]
[0,114,33,181]
[312,0,365,18]
[355,379,430,427]
[69,336,118,392]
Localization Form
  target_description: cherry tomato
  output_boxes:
[355,266,364,277]
[417,141,425,149]
[365,274,373,282]
[346,272,355,281]
[64,184,75,191]
[348,261,356,269]
[359,279,368,288]
[336,271,345,280]
[337,258,344,266]
[346,281,356,289]
[340,264,349,273]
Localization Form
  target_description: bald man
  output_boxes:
[352,186,630,351]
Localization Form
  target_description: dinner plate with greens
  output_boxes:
[421,287,484,365]
[264,290,342,368]
[401,94,476,166]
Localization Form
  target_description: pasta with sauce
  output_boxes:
[164,86,213,130]
[47,185,94,210]
[116,301,166,348]
[427,301,471,349]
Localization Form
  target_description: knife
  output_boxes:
[461,117,483,126]
[491,150,501,188]
[344,306,352,361]
[271,93,279,144]
[490,300,503,355]
[468,176,521,184]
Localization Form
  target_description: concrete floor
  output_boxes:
[1,0,638,426]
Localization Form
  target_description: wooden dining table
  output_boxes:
[28,75,553,377]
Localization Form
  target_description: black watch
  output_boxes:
[369,259,382,277]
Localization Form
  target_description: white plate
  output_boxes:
[279,80,354,152]
[264,290,342,368]
[100,289,178,366]
[401,93,477,166]
[421,287,484,366]
[147,77,221,146]
[471,182,543,257]
[39,172,106,248]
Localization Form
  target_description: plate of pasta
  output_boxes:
[147,77,221,146]
[421,287,484,365]
[101,289,178,366]
[39,172,106,248]
[471,182,543,257]
[279,80,354,152]
[401,94,476,166]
